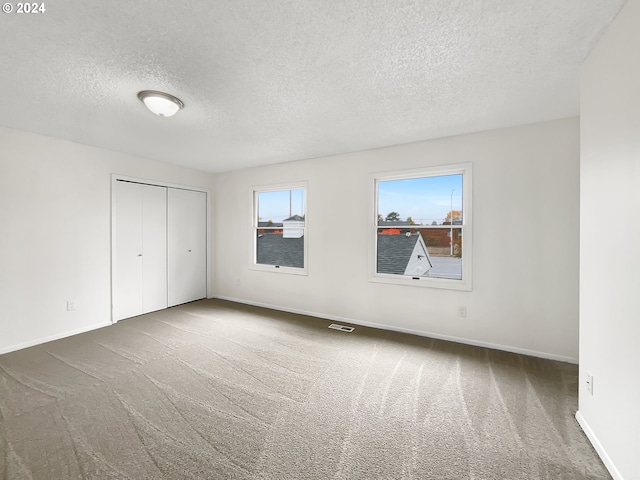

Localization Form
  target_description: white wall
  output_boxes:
[577,0,640,478]
[213,117,581,361]
[0,126,214,354]
[0,118,581,361]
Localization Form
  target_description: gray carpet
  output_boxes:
[0,299,609,479]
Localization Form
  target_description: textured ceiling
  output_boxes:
[0,0,627,173]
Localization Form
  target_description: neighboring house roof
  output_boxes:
[377,233,432,276]
[258,221,283,228]
[256,233,304,268]
[284,215,305,222]
[257,230,430,273]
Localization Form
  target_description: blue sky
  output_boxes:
[258,189,305,222]
[257,175,462,225]
[378,174,463,225]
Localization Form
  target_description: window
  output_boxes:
[253,184,307,274]
[373,164,472,290]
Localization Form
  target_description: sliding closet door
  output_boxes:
[113,181,143,321]
[167,188,207,307]
[113,181,167,321]
[141,185,168,314]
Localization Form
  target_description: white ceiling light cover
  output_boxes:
[138,90,184,117]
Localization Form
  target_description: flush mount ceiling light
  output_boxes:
[137,90,184,117]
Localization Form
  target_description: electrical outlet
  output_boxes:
[586,372,594,396]
[66,300,76,311]
[457,306,467,318]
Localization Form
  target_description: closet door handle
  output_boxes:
[137,254,143,257]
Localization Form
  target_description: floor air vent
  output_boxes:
[328,323,355,333]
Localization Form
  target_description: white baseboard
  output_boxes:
[212,295,578,364]
[575,411,624,480]
[0,321,113,355]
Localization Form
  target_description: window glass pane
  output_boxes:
[257,189,305,224]
[378,175,462,226]
[256,232,304,268]
[256,188,305,268]
[377,174,463,280]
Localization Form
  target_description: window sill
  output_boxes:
[369,273,472,291]
[250,264,308,276]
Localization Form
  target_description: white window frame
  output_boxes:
[370,163,472,291]
[251,182,308,276]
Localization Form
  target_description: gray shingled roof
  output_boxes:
[256,234,304,268]
[377,234,418,275]
[257,232,423,273]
